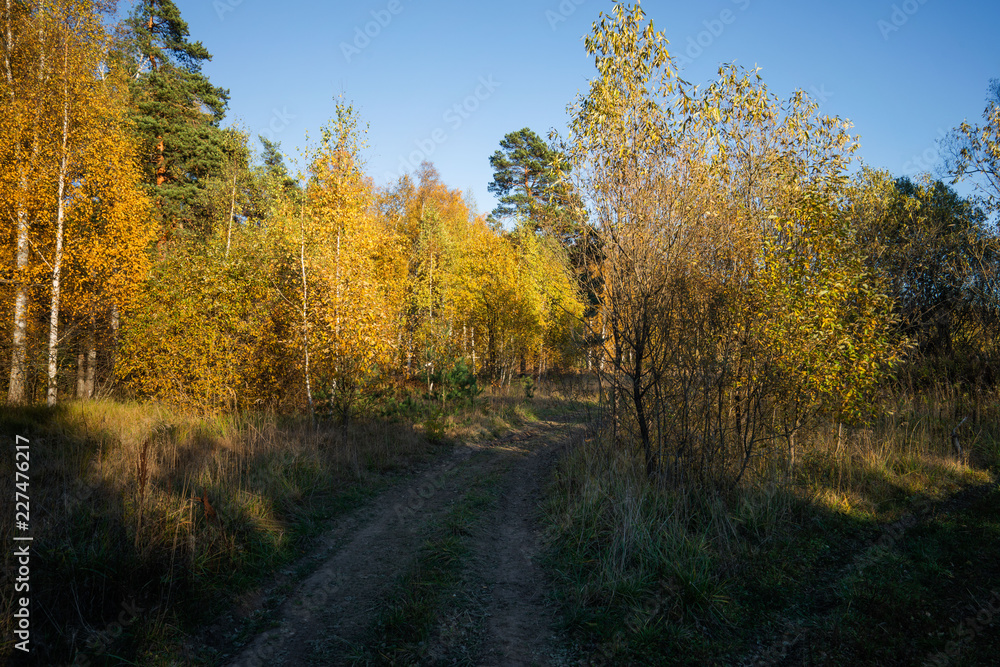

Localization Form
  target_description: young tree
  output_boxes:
[202,124,253,258]
[294,101,403,423]
[946,79,1000,216]
[569,2,900,482]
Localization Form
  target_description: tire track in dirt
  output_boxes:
[209,412,587,666]
[467,416,586,666]
[216,445,476,666]
[421,413,587,665]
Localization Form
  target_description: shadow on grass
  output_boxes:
[542,398,1000,667]
[0,400,445,665]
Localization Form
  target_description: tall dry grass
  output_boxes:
[544,382,1000,662]
[0,378,596,663]
[0,398,438,664]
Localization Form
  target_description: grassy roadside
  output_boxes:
[542,384,1000,665]
[0,378,590,666]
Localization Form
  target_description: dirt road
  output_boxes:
[197,412,587,666]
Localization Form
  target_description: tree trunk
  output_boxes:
[75,352,85,398]
[84,329,96,399]
[46,45,70,407]
[8,182,30,403]
[632,336,655,479]
[5,0,28,403]
[299,206,314,424]
[109,303,119,375]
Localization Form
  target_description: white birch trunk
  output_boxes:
[299,206,314,423]
[84,330,96,399]
[46,47,70,407]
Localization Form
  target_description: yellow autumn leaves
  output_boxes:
[571,3,903,481]
[1,0,154,404]
[118,103,586,414]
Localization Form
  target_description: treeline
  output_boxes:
[4,0,998,433]
[1,0,588,416]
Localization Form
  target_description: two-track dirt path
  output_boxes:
[197,412,587,666]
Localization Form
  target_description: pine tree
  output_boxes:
[124,0,229,239]
[487,127,584,239]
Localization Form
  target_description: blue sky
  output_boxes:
[168,0,999,217]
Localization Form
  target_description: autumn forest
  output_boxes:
[3,1,1000,665]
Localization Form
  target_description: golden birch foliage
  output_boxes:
[116,233,276,410]
[379,164,479,376]
[1,0,61,383]
[449,218,535,376]
[285,102,404,416]
[569,2,901,480]
[516,229,585,368]
[2,0,152,399]
[61,60,154,322]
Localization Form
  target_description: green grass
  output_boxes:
[542,384,1000,665]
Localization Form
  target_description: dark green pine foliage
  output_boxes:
[487,128,602,318]
[125,0,229,239]
[487,127,571,226]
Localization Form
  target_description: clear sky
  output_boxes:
[166,0,999,217]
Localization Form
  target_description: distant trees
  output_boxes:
[16,0,999,427]
[384,160,586,387]
[849,168,1000,382]
[946,79,999,216]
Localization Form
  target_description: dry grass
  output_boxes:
[544,383,1000,664]
[0,377,595,664]
[0,398,438,664]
